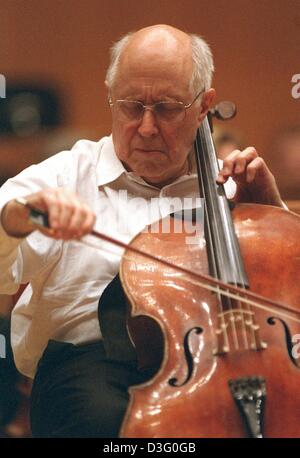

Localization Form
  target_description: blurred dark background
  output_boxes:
[0,0,300,437]
[0,0,300,199]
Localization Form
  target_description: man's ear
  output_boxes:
[197,88,216,125]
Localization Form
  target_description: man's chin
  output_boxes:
[126,163,165,183]
[140,168,174,187]
[130,160,168,176]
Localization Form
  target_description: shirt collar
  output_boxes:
[96,135,127,186]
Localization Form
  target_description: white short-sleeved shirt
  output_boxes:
[0,135,236,378]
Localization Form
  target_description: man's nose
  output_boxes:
[137,108,159,137]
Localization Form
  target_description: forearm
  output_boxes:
[0,210,23,295]
[0,197,36,294]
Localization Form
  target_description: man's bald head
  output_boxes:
[105,24,214,94]
[121,24,191,58]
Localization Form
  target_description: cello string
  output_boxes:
[197,126,237,351]
[202,200,231,352]
[77,236,300,326]
[229,238,253,351]
[200,119,253,351]
[199,120,253,351]
[228,211,255,350]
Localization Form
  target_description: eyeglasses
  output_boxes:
[108,89,205,124]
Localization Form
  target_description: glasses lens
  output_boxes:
[114,100,186,123]
[116,101,143,120]
[155,102,185,122]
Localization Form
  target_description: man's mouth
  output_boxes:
[135,148,165,153]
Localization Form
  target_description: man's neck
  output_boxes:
[142,160,190,189]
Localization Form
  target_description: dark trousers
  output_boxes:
[30,275,157,438]
[0,317,19,429]
[30,339,152,438]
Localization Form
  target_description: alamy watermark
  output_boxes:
[0,334,6,358]
[96,190,204,245]
[0,74,6,98]
[291,74,300,99]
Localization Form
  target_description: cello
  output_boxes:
[117,107,300,438]
[21,105,300,437]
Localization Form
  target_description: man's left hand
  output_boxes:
[217,146,284,207]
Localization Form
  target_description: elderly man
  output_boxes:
[0,25,283,437]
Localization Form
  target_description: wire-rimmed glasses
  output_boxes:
[108,89,205,124]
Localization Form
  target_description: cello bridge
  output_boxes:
[213,310,268,353]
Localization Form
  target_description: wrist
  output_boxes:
[1,199,35,238]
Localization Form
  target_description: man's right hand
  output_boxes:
[1,188,96,240]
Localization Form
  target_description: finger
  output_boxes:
[24,189,62,231]
[216,150,239,183]
[244,156,266,183]
[219,149,241,178]
[234,146,258,174]
[52,191,95,239]
[46,189,79,234]
[67,204,94,237]
[60,189,95,238]
[25,188,95,240]
[229,147,258,174]
[38,226,62,239]
[217,147,258,182]
[71,205,96,239]
[54,195,77,233]
[42,190,64,230]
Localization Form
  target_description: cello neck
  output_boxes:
[194,115,248,287]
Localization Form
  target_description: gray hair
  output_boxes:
[105,31,214,94]
[189,34,214,92]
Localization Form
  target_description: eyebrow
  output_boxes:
[118,93,187,103]
[115,85,188,103]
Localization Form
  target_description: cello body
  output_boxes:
[120,204,300,438]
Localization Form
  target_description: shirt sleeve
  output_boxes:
[0,153,67,294]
